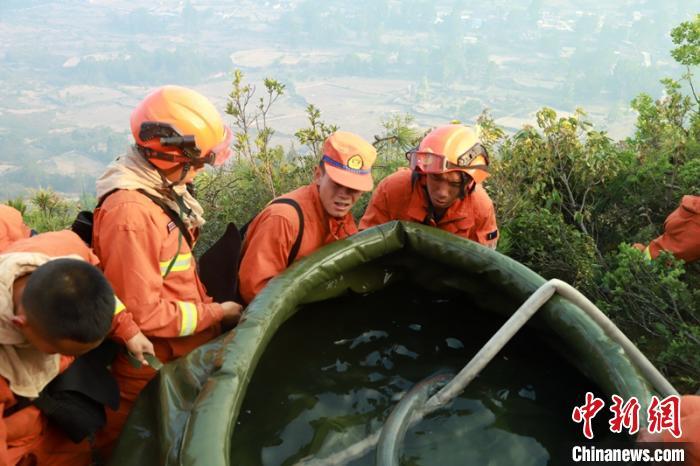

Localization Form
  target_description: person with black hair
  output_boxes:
[0,230,120,466]
[360,124,498,248]
[12,258,114,356]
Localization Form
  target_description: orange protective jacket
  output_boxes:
[239,183,358,304]
[2,230,140,344]
[360,169,499,248]
[0,206,31,253]
[93,189,223,351]
[643,195,700,263]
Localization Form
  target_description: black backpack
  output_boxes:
[3,341,120,444]
[198,198,304,303]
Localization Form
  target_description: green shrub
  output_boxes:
[596,246,700,392]
[503,207,598,293]
[23,188,79,233]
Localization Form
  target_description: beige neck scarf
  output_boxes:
[96,145,206,229]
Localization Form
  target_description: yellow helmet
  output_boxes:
[130,85,233,171]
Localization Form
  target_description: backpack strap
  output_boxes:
[237,198,304,266]
[135,189,193,250]
[197,198,305,304]
[71,187,194,251]
[268,198,304,266]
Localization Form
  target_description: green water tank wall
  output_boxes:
[109,221,655,466]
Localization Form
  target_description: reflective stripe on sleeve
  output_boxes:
[644,246,652,260]
[160,253,192,276]
[177,301,198,336]
[114,296,126,315]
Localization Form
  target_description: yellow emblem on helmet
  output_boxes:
[347,154,364,170]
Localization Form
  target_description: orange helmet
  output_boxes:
[407,124,489,184]
[130,85,233,171]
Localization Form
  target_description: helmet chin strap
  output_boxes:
[136,144,196,189]
[158,162,194,219]
[165,162,191,189]
[154,161,192,190]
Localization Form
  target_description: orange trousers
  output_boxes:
[31,428,93,466]
[4,395,92,466]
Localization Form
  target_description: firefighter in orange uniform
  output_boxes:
[360,124,498,248]
[238,131,376,304]
[0,230,118,466]
[91,86,243,453]
[634,195,700,263]
[0,205,32,252]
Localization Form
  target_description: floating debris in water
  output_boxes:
[383,271,393,284]
[349,330,388,349]
[361,351,382,367]
[322,359,350,373]
[392,344,418,359]
[518,385,536,401]
[446,337,464,349]
[382,357,394,370]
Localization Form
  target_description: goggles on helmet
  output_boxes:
[406,143,490,175]
[138,122,233,168]
[201,125,233,167]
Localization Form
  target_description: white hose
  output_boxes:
[375,374,452,466]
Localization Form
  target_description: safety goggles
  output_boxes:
[196,125,233,167]
[406,143,490,175]
[140,122,233,168]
